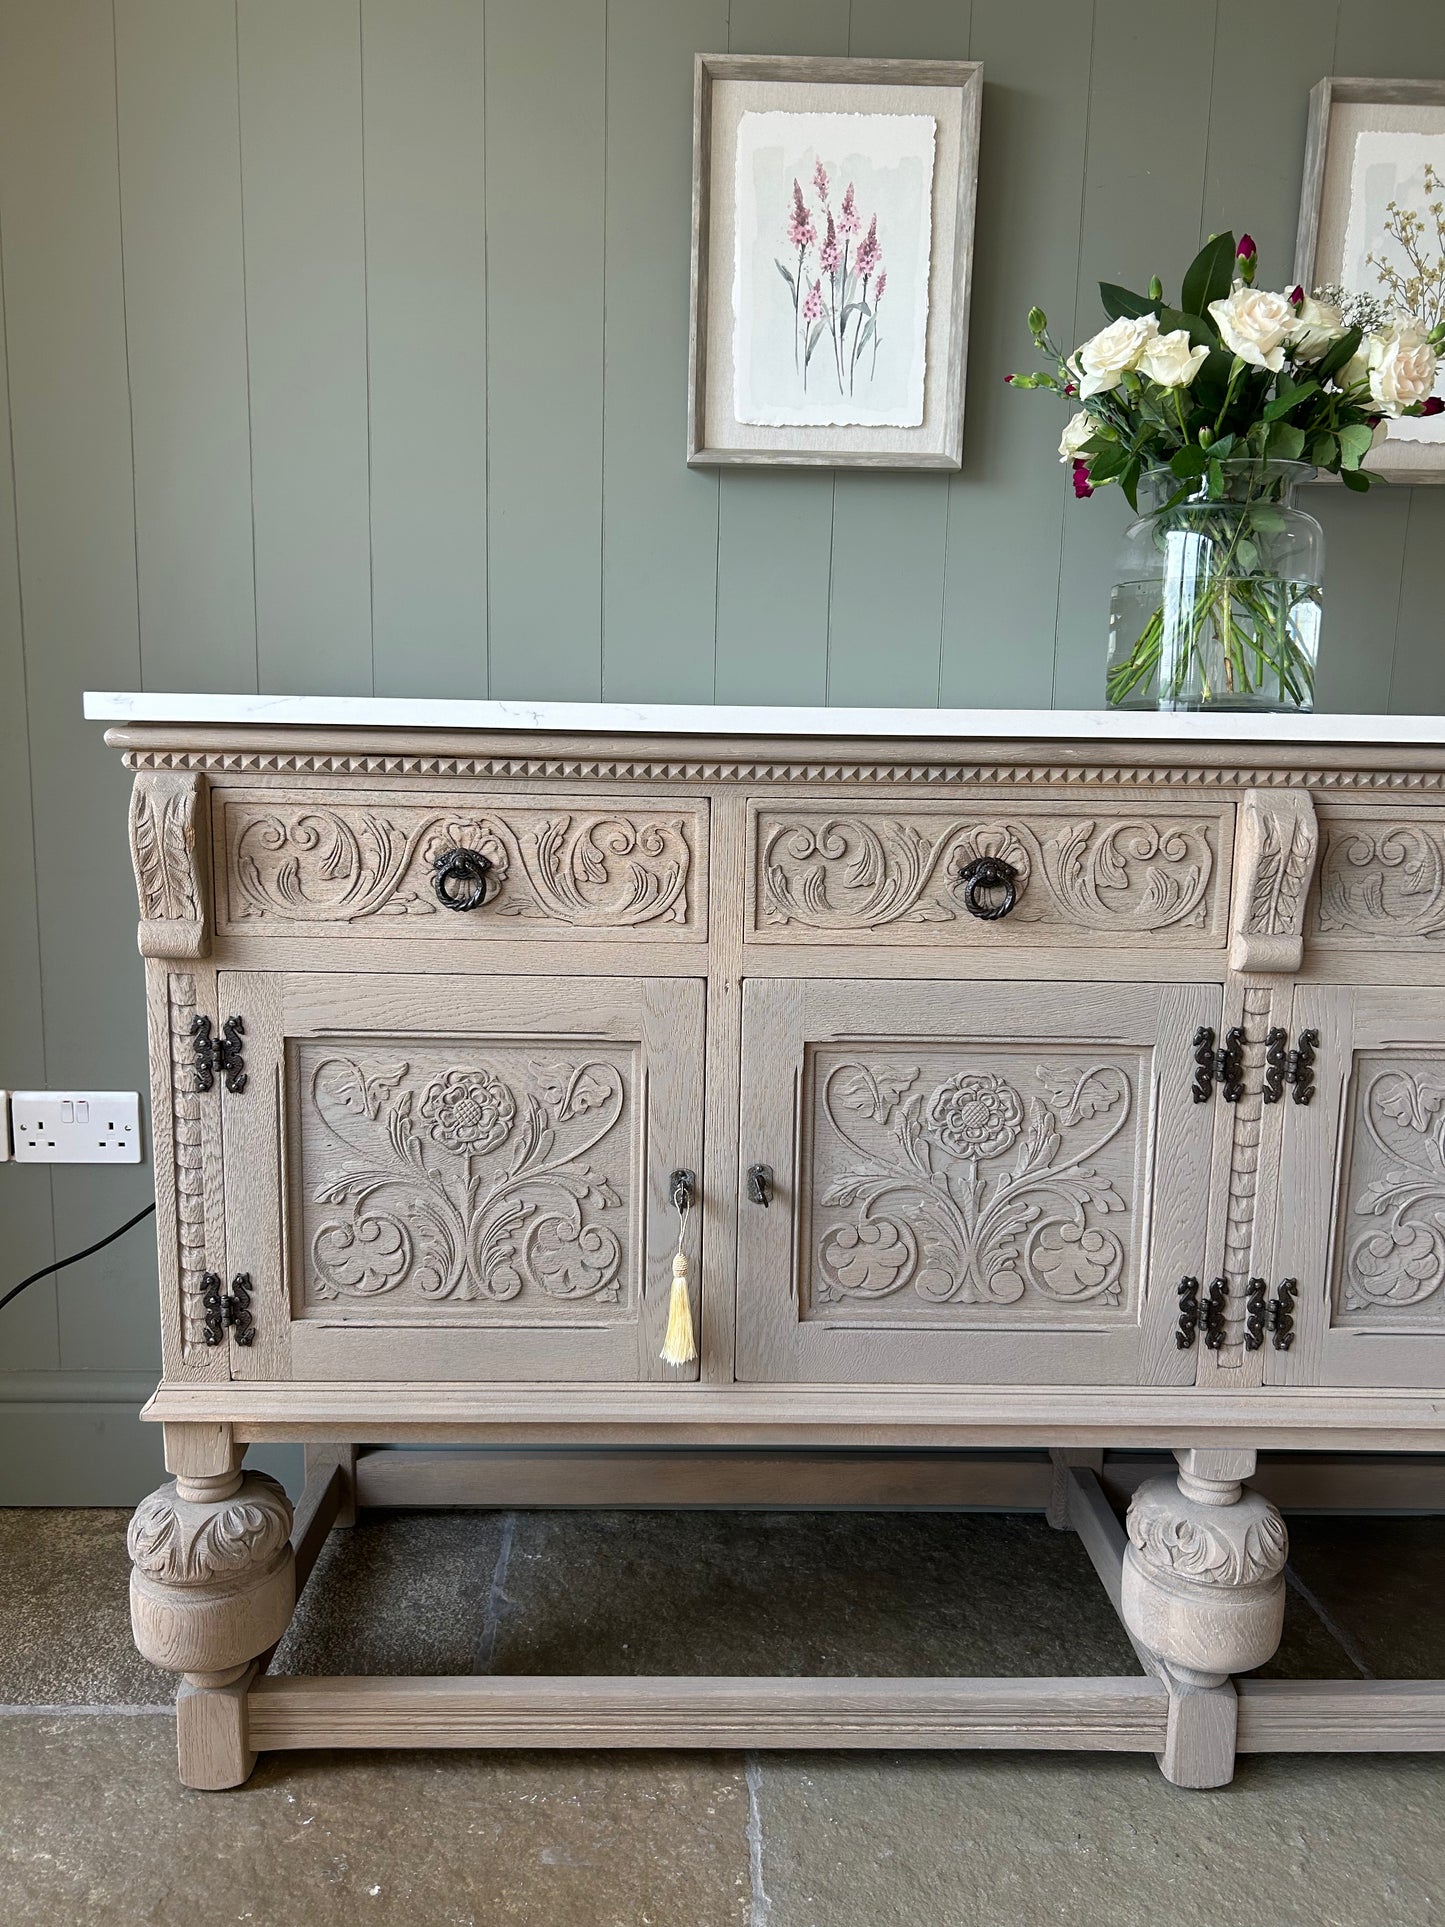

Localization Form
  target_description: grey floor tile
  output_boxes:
[494,1510,1145,1678]
[273,1510,507,1677]
[0,1508,171,1706]
[0,1714,751,1927]
[1281,1516,1445,1678]
[749,1749,1445,1927]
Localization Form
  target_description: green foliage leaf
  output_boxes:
[1098,282,1158,321]
[1341,465,1372,491]
[1263,380,1319,422]
[1169,444,1211,479]
[1087,444,1128,484]
[1269,423,1307,462]
[1308,434,1339,469]
[1158,306,1218,351]
[1338,421,1375,469]
[1207,457,1226,498]
[1181,232,1237,322]
[1314,326,1363,386]
[1120,456,1143,510]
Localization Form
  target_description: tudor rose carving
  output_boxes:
[1338,1063,1445,1320]
[759,811,1217,935]
[808,1055,1138,1312]
[301,1049,630,1308]
[223,802,696,930]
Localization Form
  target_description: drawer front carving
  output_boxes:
[1313,810,1445,946]
[214,790,707,940]
[749,801,1231,945]
[1331,1052,1445,1330]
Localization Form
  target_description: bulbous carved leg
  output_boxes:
[128,1469,295,1788]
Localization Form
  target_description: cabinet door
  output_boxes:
[737,978,1217,1385]
[219,972,704,1382]
[1271,984,1445,1387]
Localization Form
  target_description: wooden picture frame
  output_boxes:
[1295,76,1445,485]
[687,54,983,470]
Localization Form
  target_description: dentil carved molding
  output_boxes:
[757,809,1220,939]
[1228,788,1318,972]
[219,799,699,934]
[1338,1061,1445,1322]
[806,1052,1141,1315]
[300,1046,632,1309]
[129,772,209,958]
[1316,817,1445,942]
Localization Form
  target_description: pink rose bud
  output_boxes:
[1288,285,1304,306]
[1423,396,1445,416]
[1237,234,1256,260]
[1004,374,1015,384]
[1072,459,1094,500]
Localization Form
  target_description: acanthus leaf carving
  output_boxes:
[1339,1063,1445,1319]
[130,772,209,958]
[127,1472,293,1588]
[223,801,696,932]
[758,809,1217,937]
[1229,788,1318,971]
[1316,820,1445,941]
[808,1053,1138,1314]
[303,1046,630,1308]
[1126,1481,1288,1588]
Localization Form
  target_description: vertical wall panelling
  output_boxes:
[0,219,57,1373]
[1052,0,1220,707]
[939,0,1091,706]
[713,0,849,707]
[1311,486,1414,714]
[114,0,257,694]
[363,0,489,698]
[601,0,727,702]
[1391,494,1445,712]
[238,0,373,694]
[0,0,150,1373]
[484,0,606,700]
[822,0,970,707]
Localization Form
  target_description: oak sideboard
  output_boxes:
[89,694,1445,1789]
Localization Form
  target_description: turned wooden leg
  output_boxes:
[128,1430,295,1790]
[1122,1447,1287,1789]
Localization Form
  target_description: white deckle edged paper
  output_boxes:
[1341,128,1445,444]
[733,110,936,429]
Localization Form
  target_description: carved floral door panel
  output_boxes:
[1270,984,1445,1388]
[735,978,1218,1385]
[218,972,704,1382]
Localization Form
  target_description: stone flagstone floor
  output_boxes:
[1,1501,1443,1925]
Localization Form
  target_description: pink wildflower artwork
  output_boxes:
[774,166,890,401]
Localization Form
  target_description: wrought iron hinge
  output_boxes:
[1201,1276,1229,1350]
[1268,1278,1299,1351]
[192,1014,247,1095]
[1286,1028,1320,1106]
[1175,1276,1201,1348]
[1243,1276,1268,1351]
[201,1271,255,1347]
[1191,1026,1245,1103]
[746,1163,772,1208]
[1262,1027,1288,1104]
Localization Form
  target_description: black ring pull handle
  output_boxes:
[432,847,493,912]
[958,855,1019,921]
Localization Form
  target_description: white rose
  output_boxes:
[1137,328,1208,389]
[1207,285,1295,371]
[1368,329,1438,414]
[1288,295,1347,362]
[1072,313,1159,399]
[1057,408,1095,462]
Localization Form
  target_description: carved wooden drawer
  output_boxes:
[211,787,708,942]
[747,799,1233,947]
[1310,806,1445,950]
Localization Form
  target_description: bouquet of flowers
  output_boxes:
[1010,231,1445,707]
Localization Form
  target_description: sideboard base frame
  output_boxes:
[167,1452,1445,1792]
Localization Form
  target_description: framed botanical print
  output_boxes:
[1296,76,1445,483]
[687,54,983,469]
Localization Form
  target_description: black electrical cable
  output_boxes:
[0,1200,156,1316]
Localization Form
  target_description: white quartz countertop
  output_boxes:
[84,691,1445,747]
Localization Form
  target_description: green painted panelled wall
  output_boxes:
[1,0,1443,1500]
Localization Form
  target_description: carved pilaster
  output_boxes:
[129,771,210,958]
[1229,788,1318,972]
[128,1471,294,1688]
[1122,1460,1287,1688]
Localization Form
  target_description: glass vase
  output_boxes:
[1105,460,1324,713]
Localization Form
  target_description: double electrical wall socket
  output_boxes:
[8,1092,143,1164]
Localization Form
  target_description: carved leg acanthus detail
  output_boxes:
[1122,1451,1287,1693]
[128,1469,295,1788]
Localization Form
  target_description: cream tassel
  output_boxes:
[660,1249,697,1365]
